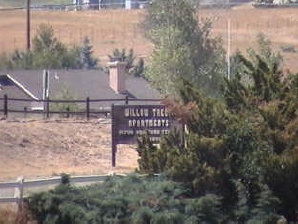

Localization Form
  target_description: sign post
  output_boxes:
[111,104,179,167]
[111,104,117,167]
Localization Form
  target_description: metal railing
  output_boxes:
[0,174,119,208]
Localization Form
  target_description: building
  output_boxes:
[72,0,147,10]
[0,62,161,117]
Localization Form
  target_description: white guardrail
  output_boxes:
[0,174,115,206]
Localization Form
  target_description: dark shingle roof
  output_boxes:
[0,69,162,109]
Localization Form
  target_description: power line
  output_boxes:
[26,0,31,50]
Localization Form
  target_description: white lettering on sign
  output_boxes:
[118,130,134,135]
[128,119,169,128]
[161,129,169,135]
[136,129,161,135]
[124,108,149,117]
[149,137,161,142]
[152,108,168,117]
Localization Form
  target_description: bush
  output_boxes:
[25,174,226,223]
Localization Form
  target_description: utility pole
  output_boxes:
[26,0,31,50]
[226,0,231,80]
[227,18,231,80]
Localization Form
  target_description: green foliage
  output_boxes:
[31,24,81,69]
[0,24,99,70]
[222,35,298,222]
[130,58,145,77]
[26,174,226,223]
[137,35,298,221]
[108,48,134,70]
[0,50,33,70]
[80,36,98,69]
[247,184,280,224]
[223,33,298,155]
[136,128,184,174]
[50,83,79,117]
[184,194,225,223]
[60,173,70,185]
[263,153,298,221]
[108,48,145,77]
[144,0,226,97]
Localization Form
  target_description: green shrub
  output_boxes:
[25,174,227,223]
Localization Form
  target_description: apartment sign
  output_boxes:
[111,104,176,166]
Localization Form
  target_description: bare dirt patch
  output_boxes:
[0,118,139,181]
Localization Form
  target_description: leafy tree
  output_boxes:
[80,36,98,69]
[144,0,226,97]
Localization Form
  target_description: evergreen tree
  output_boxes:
[0,23,86,69]
[130,58,144,77]
[32,24,70,68]
[223,34,298,221]
[108,48,135,72]
[81,36,98,69]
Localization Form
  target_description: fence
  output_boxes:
[0,174,116,209]
[0,95,162,119]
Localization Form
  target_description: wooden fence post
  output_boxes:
[125,96,128,105]
[46,97,50,119]
[66,106,70,118]
[14,177,24,211]
[86,97,90,120]
[111,104,117,167]
[24,106,27,119]
[4,94,7,118]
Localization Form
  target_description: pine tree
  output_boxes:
[81,36,98,69]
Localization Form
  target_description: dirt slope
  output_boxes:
[0,118,138,181]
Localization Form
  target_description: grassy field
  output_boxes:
[1,5,298,72]
[0,0,72,7]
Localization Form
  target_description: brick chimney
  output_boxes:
[108,61,127,94]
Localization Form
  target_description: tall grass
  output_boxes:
[0,207,18,224]
[0,205,34,223]
[0,0,72,7]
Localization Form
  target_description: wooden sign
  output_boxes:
[111,104,177,167]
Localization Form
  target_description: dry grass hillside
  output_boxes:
[0,118,138,181]
[1,6,298,71]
